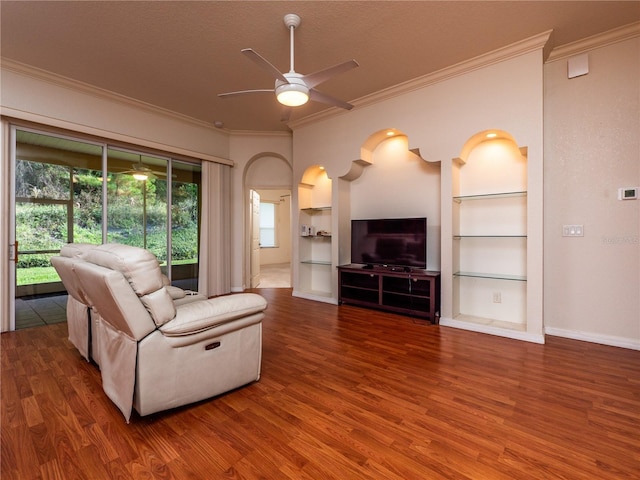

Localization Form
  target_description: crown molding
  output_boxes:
[547,21,640,62]
[1,58,218,131]
[289,30,553,130]
[229,129,292,138]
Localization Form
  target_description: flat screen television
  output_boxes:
[351,217,427,269]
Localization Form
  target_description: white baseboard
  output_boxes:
[439,317,545,344]
[291,290,338,305]
[544,327,640,351]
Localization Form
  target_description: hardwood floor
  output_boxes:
[2,288,639,479]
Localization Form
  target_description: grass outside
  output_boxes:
[17,266,60,286]
[17,258,197,286]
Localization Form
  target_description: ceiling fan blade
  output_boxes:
[241,48,288,83]
[308,89,354,110]
[218,89,274,98]
[302,60,359,89]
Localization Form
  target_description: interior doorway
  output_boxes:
[243,152,293,290]
[252,189,291,288]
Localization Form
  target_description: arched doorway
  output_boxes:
[243,153,293,289]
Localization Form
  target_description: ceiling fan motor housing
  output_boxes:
[275,72,309,106]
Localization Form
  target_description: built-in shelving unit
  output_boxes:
[444,133,541,341]
[295,169,335,302]
[453,190,527,328]
[299,207,332,265]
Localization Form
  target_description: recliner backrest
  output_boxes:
[83,244,176,327]
[53,242,98,305]
[72,261,156,340]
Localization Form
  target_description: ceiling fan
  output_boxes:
[218,13,359,122]
[119,159,168,181]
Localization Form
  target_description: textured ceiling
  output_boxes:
[1,1,639,132]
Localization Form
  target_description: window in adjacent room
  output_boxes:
[259,201,277,248]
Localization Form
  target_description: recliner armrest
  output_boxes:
[159,293,267,337]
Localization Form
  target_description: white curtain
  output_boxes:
[198,161,232,297]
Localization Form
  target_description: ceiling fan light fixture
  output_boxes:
[132,172,148,181]
[219,14,359,115]
[276,83,309,107]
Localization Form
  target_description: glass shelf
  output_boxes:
[300,260,332,265]
[300,206,331,213]
[454,271,526,281]
[453,235,526,239]
[453,191,527,202]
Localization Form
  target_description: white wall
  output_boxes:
[543,36,640,348]
[0,62,230,160]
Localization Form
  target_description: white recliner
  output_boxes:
[50,243,98,361]
[51,243,267,422]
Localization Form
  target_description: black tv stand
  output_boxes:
[338,264,440,323]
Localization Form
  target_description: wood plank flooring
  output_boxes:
[2,288,639,479]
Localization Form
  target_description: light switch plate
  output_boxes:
[563,225,584,237]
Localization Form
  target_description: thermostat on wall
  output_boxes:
[618,187,638,200]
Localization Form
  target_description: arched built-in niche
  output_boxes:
[446,129,543,342]
[293,128,442,303]
[348,129,441,271]
[339,128,433,181]
[243,152,292,289]
[294,165,335,301]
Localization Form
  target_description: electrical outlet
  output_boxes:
[493,292,501,303]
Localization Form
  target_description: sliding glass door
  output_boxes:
[170,160,201,291]
[106,148,169,257]
[14,130,103,297]
[12,127,202,328]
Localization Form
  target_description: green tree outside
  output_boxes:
[16,161,199,286]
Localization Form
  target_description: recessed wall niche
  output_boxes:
[296,166,334,301]
[293,130,442,304]
[350,134,441,271]
[450,131,531,336]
